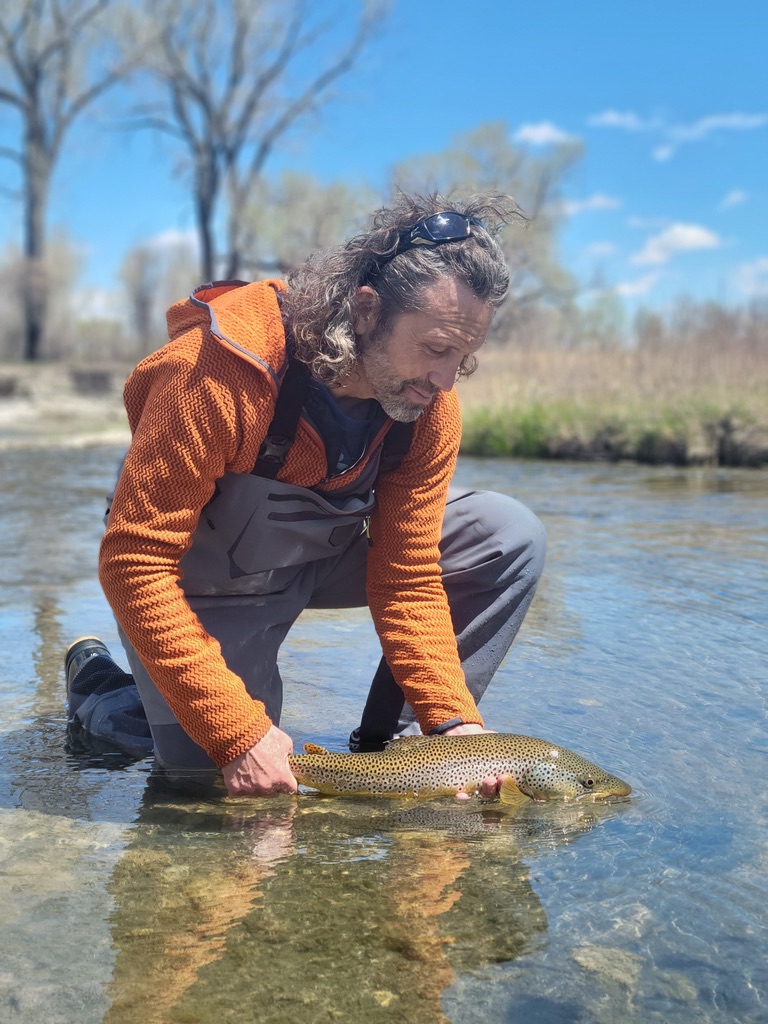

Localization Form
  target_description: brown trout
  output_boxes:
[288,732,631,804]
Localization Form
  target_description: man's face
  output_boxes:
[351,277,493,423]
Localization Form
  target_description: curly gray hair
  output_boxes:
[282,191,525,384]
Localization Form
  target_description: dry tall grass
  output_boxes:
[458,341,768,466]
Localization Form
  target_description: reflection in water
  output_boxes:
[102,789,618,1024]
[32,597,66,716]
[105,797,293,1023]
[2,449,767,1023]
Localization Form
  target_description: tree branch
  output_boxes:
[0,84,26,110]
[0,144,23,164]
[243,22,369,187]
[0,11,33,87]
[36,0,109,67]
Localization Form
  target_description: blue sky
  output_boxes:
[1,0,766,319]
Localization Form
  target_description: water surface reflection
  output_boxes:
[1,447,766,1022]
[100,792,614,1024]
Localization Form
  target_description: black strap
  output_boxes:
[252,359,310,479]
[252,358,414,479]
[379,419,414,475]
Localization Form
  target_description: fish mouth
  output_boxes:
[521,791,632,803]
[586,788,633,803]
[581,776,633,801]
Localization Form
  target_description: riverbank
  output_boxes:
[458,346,768,467]
[0,362,131,448]
[2,351,766,466]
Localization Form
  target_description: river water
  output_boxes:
[1,444,766,1023]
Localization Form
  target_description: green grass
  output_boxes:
[461,397,768,467]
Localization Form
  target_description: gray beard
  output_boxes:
[375,391,429,423]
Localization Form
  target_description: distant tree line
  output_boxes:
[2,1,763,368]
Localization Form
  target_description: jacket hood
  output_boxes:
[166,279,289,396]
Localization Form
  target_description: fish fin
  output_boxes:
[383,735,435,749]
[499,776,530,807]
[303,743,329,754]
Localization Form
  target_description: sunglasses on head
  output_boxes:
[360,211,485,284]
[393,211,484,256]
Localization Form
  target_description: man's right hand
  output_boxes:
[221,725,298,798]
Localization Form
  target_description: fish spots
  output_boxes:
[289,733,632,802]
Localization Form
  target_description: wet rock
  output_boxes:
[572,942,644,992]
[653,969,699,1003]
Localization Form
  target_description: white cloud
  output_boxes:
[614,273,659,298]
[148,228,198,251]
[669,113,768,144]
[652,145,674,162]
[732,257,768,298]
[631,223,721,265]
[719,188,747,210]
[587,110,659,131]
[561,193,621,216]
[514,121,574,145]
[585,241,618,258]
[588,109,767,160]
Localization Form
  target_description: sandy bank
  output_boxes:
[0,363,132,449]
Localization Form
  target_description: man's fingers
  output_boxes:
[454,775,507,802]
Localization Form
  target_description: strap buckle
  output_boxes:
[257,435,292,463]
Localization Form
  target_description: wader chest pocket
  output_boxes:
[181,472,373,595]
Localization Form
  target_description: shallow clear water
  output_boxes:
[1,445,766,1023]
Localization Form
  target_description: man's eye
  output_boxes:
[426,347,447,356]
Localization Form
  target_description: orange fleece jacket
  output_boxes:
[99,280,482,767]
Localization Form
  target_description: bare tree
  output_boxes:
[241,170,380,276]
[119,243,163,357]
[120,231,198,357]
[0,231,82,360]
[134,0,385,283]
[0,0,139,360]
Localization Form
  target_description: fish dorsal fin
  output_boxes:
[303,742,329,754]
[383,735,436,750]
[499,776,530,807]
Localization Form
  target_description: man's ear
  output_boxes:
[352,286,380,335]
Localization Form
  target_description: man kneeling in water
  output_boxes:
[66,192,546,798]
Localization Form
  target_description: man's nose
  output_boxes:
[427,365,459,391]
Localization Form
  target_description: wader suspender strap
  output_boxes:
[252,358,415,480]
[378,419,414,475]
[252,359,310,479]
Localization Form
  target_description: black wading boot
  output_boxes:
[64,636,153,761]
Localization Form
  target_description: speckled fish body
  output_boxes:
[288,733,631,803]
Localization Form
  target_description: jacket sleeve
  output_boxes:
[99,349,276,767]
[365,390,483,733]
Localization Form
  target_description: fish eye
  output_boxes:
[584,777,595,787]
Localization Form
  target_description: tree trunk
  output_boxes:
[194,155,219,283]
[196,196,215,284]
[23,118,51,362]
[223,173,250,281]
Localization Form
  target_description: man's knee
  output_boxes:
[441,488,546,581]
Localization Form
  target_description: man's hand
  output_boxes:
[442,723,505,801]
[442,723,489,738]
[221,725,298,798]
